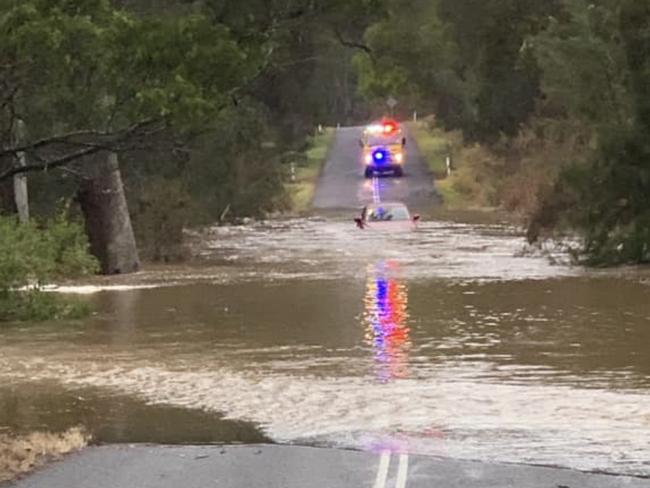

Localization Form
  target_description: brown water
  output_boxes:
[1,218,649,476]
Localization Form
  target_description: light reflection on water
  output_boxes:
[363,261,411,382]
[1,217,649,475]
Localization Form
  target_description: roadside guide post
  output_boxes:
[387,96,398,116]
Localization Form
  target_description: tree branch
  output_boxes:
[0,118,165,182]
[0,118,162,158]
[0,146,102,181]
[333,28,374,57]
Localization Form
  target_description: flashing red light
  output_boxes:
[382,120,398,134]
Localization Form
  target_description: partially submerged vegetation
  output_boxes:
[0,428,88,482]
[410,117,586,218]
[358,0,650,265]
[0,0,647,276]
[286,128,335,213]
[0,0,379,270]
[0,215,97,322]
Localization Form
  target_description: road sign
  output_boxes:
[386,96,398,109]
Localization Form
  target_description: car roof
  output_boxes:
[365,202,409,210]
[366,138,402,147]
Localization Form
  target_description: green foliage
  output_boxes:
[527,0,650,264]
[1,0,381,265]
[355,0,470,125]
[356,0,556,139]
[8,0,646,267]
[130,177,193,262]
[0,292,90,323]
[286,128,335,213]
[0,215,97,322]
[557,126,650,265]
[442,0,558,139]
[0,0,249,141]
[409,120,457,177]
[576,132,650,264]
[108,14,248,128]
[356,0,650,265]
[121,100,291,260]
[181,102,289,219]
[531,0,631,127]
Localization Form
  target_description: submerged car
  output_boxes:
[361,120,406,177]
[354,202,420,231]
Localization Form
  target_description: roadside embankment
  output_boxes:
[285,128,335,213]
[0,428,87,483]
[408,118,562,226]
[409,120,507,212]
[407,121,466,209]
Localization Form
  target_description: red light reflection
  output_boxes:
[363,261,411,381]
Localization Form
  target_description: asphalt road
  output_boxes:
[12,445,650,488]
[312,126,438,211]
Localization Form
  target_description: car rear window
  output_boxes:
[367,206,410,221]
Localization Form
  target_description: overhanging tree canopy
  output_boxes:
[0,0,251,181]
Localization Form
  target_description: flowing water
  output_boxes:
[1,217,649,476]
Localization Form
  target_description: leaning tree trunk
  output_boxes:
[78,152,140,275]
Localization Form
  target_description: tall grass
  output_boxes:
[0,428,88,482]
[286,128,335,213]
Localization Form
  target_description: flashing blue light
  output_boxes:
[373,149,387,163]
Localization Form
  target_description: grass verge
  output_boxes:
[408,121,456,178]
[408,120,495,211]
[0,428,88,482]
[408,121,467,209]
[286,128,335,213]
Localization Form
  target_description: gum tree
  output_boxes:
[0,0,249,273]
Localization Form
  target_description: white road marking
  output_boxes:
[373,451,391,488]
[372,176,381,203]
[395,454,409,488]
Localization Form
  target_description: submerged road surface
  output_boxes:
[13,445,650,488]
[312,126,437,210]
[5,126,650,487]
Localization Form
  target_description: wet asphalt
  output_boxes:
[12,445,650,488]
[312,126,438,211]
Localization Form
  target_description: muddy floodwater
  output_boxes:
[1,217,649,476]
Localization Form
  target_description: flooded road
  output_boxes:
[1,217,649,476]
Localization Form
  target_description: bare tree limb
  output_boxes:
[0,118,165,182]
[333,28,374,58]
[0,146,102,181]
[0,118,161,159]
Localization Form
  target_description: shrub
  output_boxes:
[0,214,98,322]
